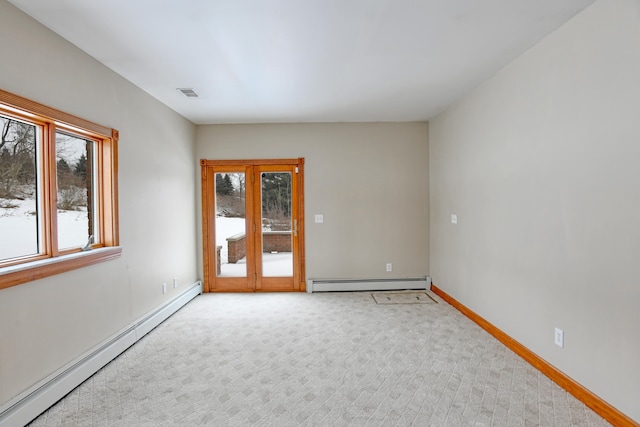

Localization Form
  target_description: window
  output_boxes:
[0,89,120,289]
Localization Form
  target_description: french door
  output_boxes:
[201,158,305,292]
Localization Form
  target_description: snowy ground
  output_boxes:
[0,198,89,260]
[216,216,293,277]
[1,200,292,277]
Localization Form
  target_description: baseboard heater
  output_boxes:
[307,276,431,293]
[0,281,203,427]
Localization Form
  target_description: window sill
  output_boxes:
[0,247,122,291]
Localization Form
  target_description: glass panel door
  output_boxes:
[201,159,304,293]
[254,164,297,291]
[215,172,247,277]
[260,171,293,277]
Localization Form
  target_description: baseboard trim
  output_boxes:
[430,284,638,427]
[307,277,430,293]
[0,281,203,427]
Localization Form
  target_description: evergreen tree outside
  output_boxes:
[56,158,73,189]
[57,158,71,173]
[261,172,291,226]
[216,173,234,196]
[74,153,88,181]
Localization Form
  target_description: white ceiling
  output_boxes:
[9,0,594,125]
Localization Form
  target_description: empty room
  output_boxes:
[0,0,638,426]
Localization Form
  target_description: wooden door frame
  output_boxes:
[200,158,305,293]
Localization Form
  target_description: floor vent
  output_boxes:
[371,291,437,304]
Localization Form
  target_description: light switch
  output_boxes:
[451,214,458,224]
[315,214,324,223]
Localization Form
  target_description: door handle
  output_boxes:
[293,219,298,237]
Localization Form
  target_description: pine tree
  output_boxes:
[57,158,73,189]
[261,172,291,220]
[216,173,233,196]
[57,158,70,173]
[74,153,88,181]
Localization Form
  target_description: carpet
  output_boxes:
[27,292,610,426]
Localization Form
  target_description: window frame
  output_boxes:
[0,89,120,290]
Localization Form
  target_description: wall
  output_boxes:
[0,0,198,409]
[429,0,640,421]
[196,123,429,282]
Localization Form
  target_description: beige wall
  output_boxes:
[196,123,429,281]
[429,0,640,421]
[5,0,636,421]
[0,1,199,407]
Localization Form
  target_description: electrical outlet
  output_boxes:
[451,214,458,224]
[386,263,392,272]
[554,327,564,348]
[173,278,178,288]
[162,283,167,294]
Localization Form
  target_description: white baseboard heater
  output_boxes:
[307,276,431,293]
[0,281,203,427]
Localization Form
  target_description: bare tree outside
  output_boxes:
[0,116,36,200]
[0,115,38,260]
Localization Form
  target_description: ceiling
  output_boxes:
[9,0,594,125]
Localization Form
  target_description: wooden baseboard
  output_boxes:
[430,284,638,427]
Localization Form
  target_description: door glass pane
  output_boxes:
[56,132,97,250]
[215,172,247,277]
[261,172,293,277]
[0,115,39,261]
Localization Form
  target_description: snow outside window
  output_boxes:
[0,89,120,289]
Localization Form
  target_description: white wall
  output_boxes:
[0,1,199,408]
[429,0,640,421]
[196,123,429,282]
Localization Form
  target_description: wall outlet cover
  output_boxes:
[554,328,564,348]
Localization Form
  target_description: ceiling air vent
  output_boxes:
[177,88,199,98]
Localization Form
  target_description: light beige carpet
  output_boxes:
[28,292,610,426]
